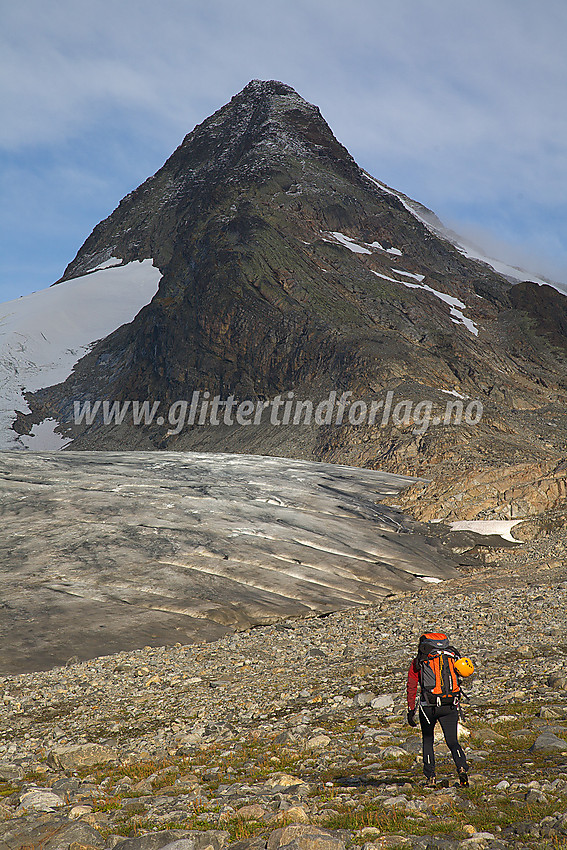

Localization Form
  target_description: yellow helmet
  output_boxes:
[454,657,474,677]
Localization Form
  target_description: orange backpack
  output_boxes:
[418,632,461,706]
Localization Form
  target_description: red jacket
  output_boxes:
[407,657,420,711]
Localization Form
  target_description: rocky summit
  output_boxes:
[10,79,567,519]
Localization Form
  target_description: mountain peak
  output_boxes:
[229,78,320,119]
[221,78,318,119]
[175,77,356,177]
[14,81,567,529]
[239,78,303,99]
[61,80,359,279]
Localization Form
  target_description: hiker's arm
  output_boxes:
[406,658,419,710]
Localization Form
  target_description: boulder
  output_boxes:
[0,762,23,782]
[18,788,65,812]
[236,804,268,821]
[264,774,306,789]
[48,743,117,770]
[0,813,105,849]
[268,825,347,850]
[370,694,394,710]
[305,735,331,751]
[113,831,230,850]
[529,732,567,753]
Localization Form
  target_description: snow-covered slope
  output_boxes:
[363,171,562,291]
[0,260,161,450]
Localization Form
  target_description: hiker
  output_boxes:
[406,632,474,787]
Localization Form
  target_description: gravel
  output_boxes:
[0,559,566,849]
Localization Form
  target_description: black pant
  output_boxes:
[418,703,468,778]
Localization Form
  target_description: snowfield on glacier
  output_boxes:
[0,259,161,449]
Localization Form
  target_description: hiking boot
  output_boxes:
[458,768,469,787]
[424,775,437,787]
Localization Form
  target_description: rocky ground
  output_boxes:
[0,539,567,850]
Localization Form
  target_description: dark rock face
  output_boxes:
[509,280,567,350]
[58,80,363,281]
[17,80,567,516]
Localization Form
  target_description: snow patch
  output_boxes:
[449,307,479,337]
[329,232,372,254]
[0,259,162,450]
[363,170,564,293]
[416,575,443,584]
[373,271,479,337]
[371,270,399,284]
[19,418,73,451]
[440,389,469,400]
[449,519,523,543]
[455,243,554,287]
[369,241,403,256]
[323,230,404,258]
[394,269,425,282]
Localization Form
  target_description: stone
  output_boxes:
[0,762,23,782]
[81,811,111,830]
[382,795,409,808]
[48,743,117,770]
[0,814,105,849]
[370,694,394,710]
[112,831,230,850]
[265,774,305,789]
[421,792,455,811]
[267,825,346,850]
[236,804,267,821]
[379,746,408,759]
[70,805,94,819]
[18,788,65,812]
[305,735,331,750]
[279,806,310,824]
[358,828,381,839]
[401,737,422,754]
[69,844,101,850]
[530,732,567,753]
[517,645,534,658]
[526,788,548,804]
[353,692,374,707]
[473,727,505,743]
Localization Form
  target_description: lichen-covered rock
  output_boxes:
[267,825,348,850]
[112,830,230,850]
[48,743,118,771]
[0,813,105,849]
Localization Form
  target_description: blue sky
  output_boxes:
[1,0,566,302]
